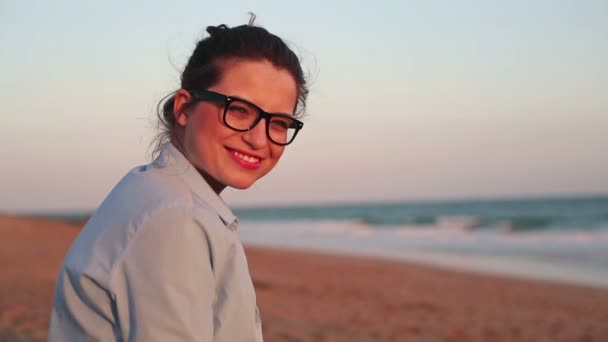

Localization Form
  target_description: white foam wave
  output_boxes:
[435,215,480,231]
[239,219,373,236]
[237,219,608,288]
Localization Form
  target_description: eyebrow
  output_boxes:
[227,94,295,117]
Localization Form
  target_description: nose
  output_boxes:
[242,118,268,149]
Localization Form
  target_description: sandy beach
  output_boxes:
[1,214,607,341]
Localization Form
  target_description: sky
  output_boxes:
[1,0,607,212]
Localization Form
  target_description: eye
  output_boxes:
[227,103,252,116]
[270,117,293,130]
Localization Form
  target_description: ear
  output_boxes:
[173,89,192,127]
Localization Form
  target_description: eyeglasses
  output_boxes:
[186,89,304,146]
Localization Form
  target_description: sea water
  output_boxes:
[234,196,608,288]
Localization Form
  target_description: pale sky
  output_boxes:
[1,0,607,212]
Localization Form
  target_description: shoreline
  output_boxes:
[242,241,608,291]
[245,245,608,341]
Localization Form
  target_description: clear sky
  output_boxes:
[1,0,607,212]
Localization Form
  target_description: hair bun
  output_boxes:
[206,24,230,36]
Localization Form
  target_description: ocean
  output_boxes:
[233,196,608,288]
[45,195,608,288]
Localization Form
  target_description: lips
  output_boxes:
[226,147,263,170]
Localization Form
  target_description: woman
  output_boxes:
[48,18,308,341]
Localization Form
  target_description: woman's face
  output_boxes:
[173,59,298,194]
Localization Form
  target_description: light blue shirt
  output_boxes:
[48,143,263,341]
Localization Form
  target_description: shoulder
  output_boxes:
[112,163,195,209]
[61,163,196,277]
[62,160,236,285]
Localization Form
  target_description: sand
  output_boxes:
[1,214,607,341]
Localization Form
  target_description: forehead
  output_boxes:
[210,59,298,114]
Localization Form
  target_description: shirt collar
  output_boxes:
[153,142,238,229]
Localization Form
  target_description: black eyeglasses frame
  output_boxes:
[185,89,304,146]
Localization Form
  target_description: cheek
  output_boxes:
[269,145,286,163]
[187,103,226,136]
[182,118,214,166]
[186,111,223,147]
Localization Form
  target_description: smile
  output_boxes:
[226,148,262,169]
[233,150,259,163]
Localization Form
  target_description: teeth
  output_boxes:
[233,151,260,163]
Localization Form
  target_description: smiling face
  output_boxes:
[171,59,298,194]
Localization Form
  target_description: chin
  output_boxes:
[225,177,257,190]
[229,184,253,190]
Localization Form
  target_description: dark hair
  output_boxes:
[153,16,309,155]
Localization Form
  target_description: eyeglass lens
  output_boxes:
[225,100,297,145]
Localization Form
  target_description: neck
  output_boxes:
[169,136,227,195]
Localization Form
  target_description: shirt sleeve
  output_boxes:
[110,207,215,341]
